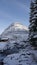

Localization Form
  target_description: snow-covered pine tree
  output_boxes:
[29,0,37,46]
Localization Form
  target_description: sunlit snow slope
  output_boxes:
[1,22,29,41]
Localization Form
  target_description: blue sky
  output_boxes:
[0,0,30,34]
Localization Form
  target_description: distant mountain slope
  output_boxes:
[1,22,29,41]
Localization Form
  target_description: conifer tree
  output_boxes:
[29,0,37,46]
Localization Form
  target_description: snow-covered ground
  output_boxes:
[0,41,37,65]
[3,44,37,65]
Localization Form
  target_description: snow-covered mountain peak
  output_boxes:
[1,22,29,39]
[11,22,28,31]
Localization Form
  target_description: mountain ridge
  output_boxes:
[3,22,29,31]
[1,22,29,37]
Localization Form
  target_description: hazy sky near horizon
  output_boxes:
[0,0,30,34]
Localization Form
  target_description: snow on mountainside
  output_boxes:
[1,22,28,33]
[0,22,37,65]
[0,22,29,51]
[2,22,28,32]
[1,22,29,40]
[10,22,28,30]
